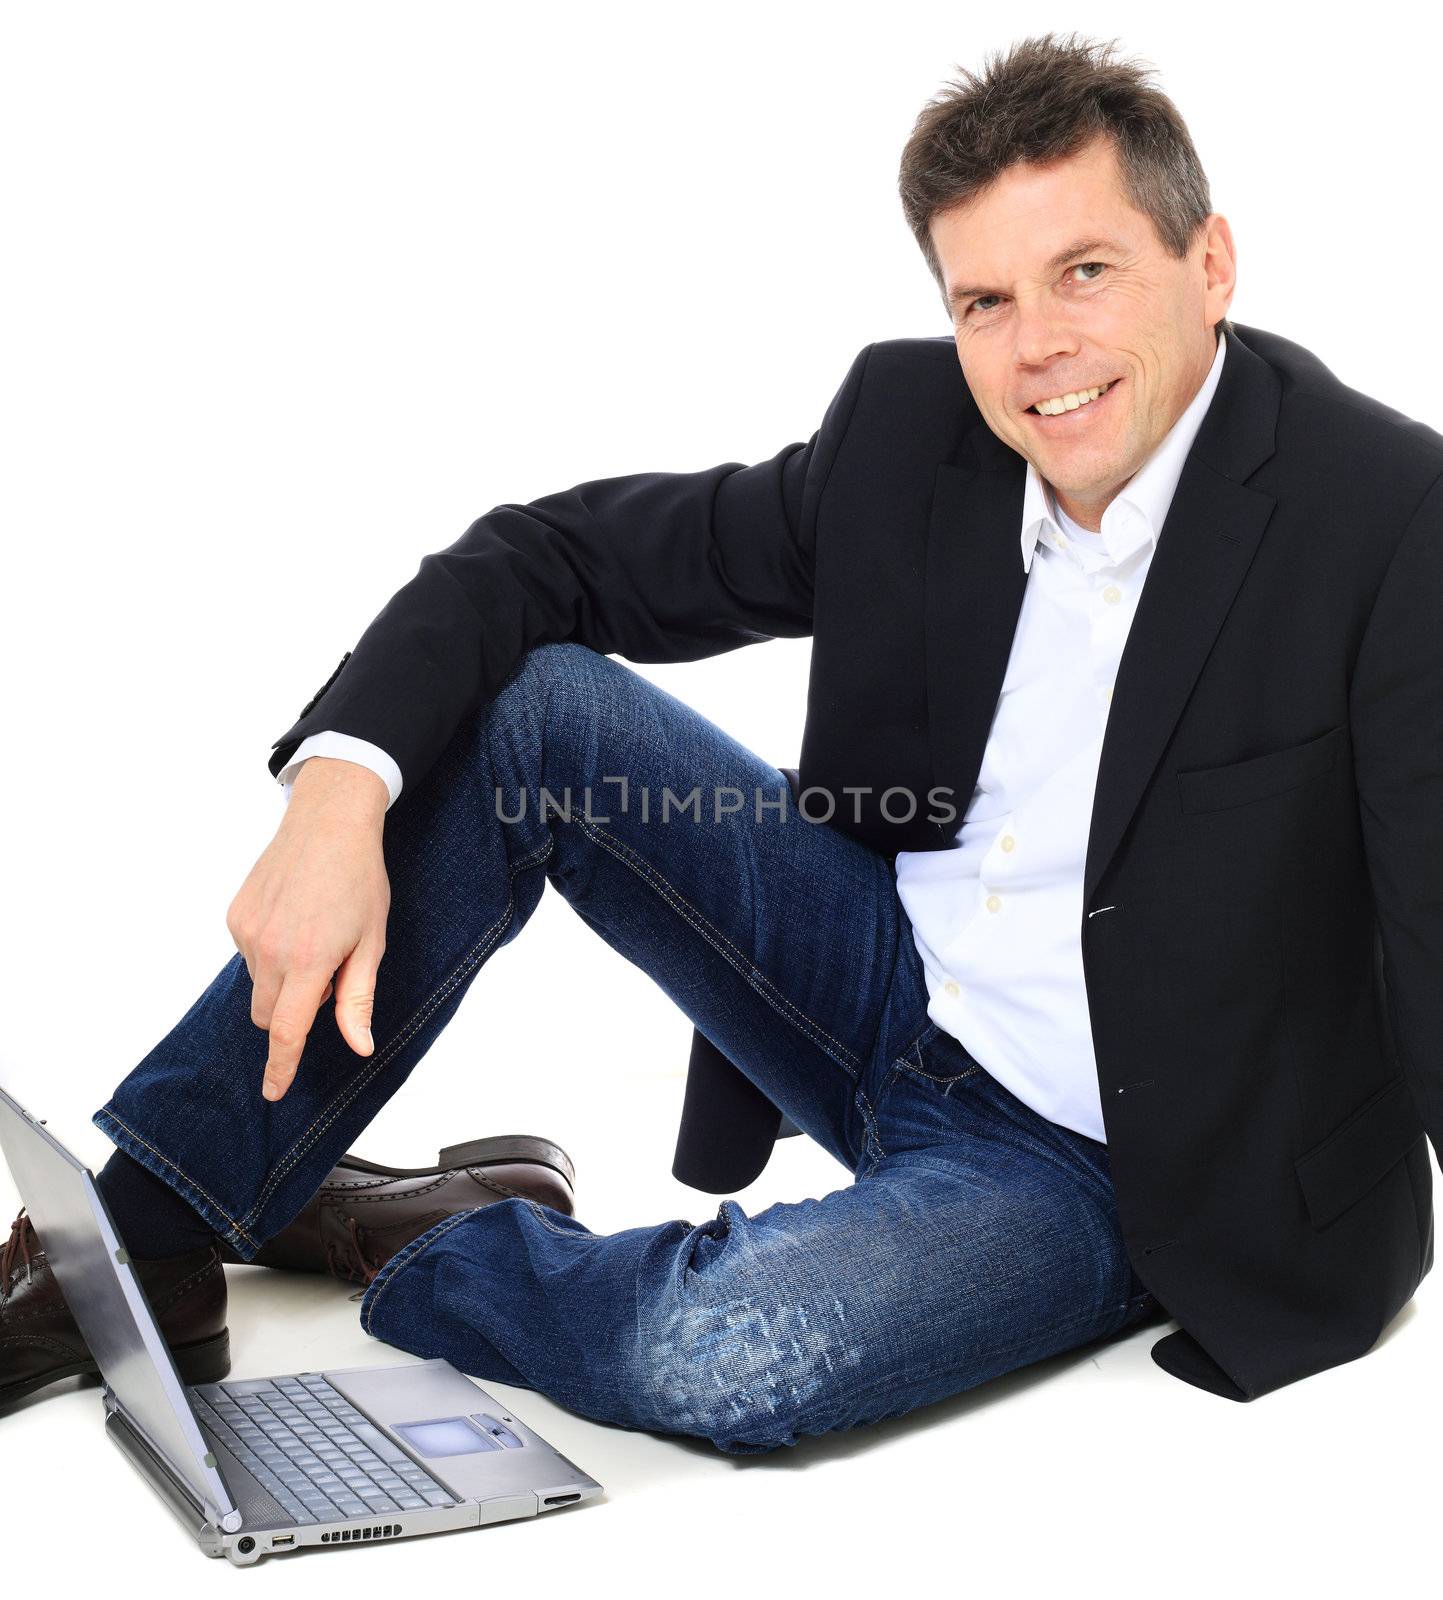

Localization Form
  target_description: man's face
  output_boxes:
[929,134,1236,527]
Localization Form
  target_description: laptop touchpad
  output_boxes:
[396,1417,497,1457]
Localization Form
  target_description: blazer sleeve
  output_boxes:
[1350,466,1443,1154]
[266,342,875,795]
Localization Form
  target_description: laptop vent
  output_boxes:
[320,1523,404,1545]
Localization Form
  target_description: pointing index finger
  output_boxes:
[261,968,332,1102]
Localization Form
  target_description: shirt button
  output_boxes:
[1000,835,1016,852]
[1102,584,1122,605]
[986,895,1002,913]
[944,980,960,997]
[1105,685,1114,701]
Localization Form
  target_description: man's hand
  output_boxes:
[226,757,392,1102]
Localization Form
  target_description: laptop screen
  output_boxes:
[0,1086,236,1524]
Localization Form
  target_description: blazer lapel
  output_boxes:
[922,330,1285,907]
[922,455,1028,848]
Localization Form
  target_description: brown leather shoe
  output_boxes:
[1,1208,230,1408]
[215,1135,576,1288]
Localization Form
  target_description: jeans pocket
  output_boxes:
[855,1018,986,1173]
[894,1020,984,1089]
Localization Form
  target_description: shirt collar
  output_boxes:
[1019,329,1229,573]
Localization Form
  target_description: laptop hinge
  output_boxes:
[106,1405,227,1555]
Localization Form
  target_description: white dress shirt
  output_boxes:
[278,333,1229,1142]
[893,331,1228,1140]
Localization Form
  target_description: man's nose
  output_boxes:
[1012,297,1080,371]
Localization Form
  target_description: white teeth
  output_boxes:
[1032,381,1112,416]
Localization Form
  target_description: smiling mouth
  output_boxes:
[1025,377,1123,426]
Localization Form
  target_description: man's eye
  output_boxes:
[965,262,1106,319]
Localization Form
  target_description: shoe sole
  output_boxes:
[337,1135,575,1191]
[0,1327,231,1409]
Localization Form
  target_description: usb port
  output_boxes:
[271,1535,296,1548]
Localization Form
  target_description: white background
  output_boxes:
[2,2,1440,1594]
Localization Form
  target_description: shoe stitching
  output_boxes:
[326,1150,573,1198]
[469,1172,564,1205]
[324,1174,411,1196]
[0,1331,91,1358]
[2,1244,48,1294]
[325,1168,564,1208]
[2,1302,100,1329]
[330,1174,457,1204]
[146,1258,222,1314]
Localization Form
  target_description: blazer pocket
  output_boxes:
[1294,1073,1424,1230]
[1177,723,1343,814]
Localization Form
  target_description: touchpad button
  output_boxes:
[471,1413,524,1448]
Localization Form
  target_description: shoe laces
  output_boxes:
[1,1208,37,1301]
[324,1214,380,1290]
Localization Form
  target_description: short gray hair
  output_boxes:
[898,31,1232,340]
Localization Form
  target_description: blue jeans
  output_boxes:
[96,642,1158,1455]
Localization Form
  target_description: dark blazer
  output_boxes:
[269,322,1443,1403]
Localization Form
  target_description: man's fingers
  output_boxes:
[332,941,380,1058]
[261,971,330,1102]
[250,960,281,1032]
[250,949,331,1031]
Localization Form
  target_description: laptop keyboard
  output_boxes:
[191,1374,456,1526]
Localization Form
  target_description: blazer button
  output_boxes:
[298,650,352,718]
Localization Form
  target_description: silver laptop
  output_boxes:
[0,1086,603,1565]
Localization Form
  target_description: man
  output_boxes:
[5,30,1440,1450]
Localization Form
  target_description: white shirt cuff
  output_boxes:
[278,731,404,811]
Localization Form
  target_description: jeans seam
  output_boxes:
[240,835,556,1231]
[95,1107,260,1250]
[853,1079,886,1176]
[572,813,862,1080]
[888,1019,981,1087]
[525,1198,579,1236]
[361,1208,482,1336]
[897,1060,984,1087]
[910,1020,940,1054]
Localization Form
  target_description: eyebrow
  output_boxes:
[945,235,1127,312]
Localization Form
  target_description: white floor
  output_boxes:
[3,880,1440,1594]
